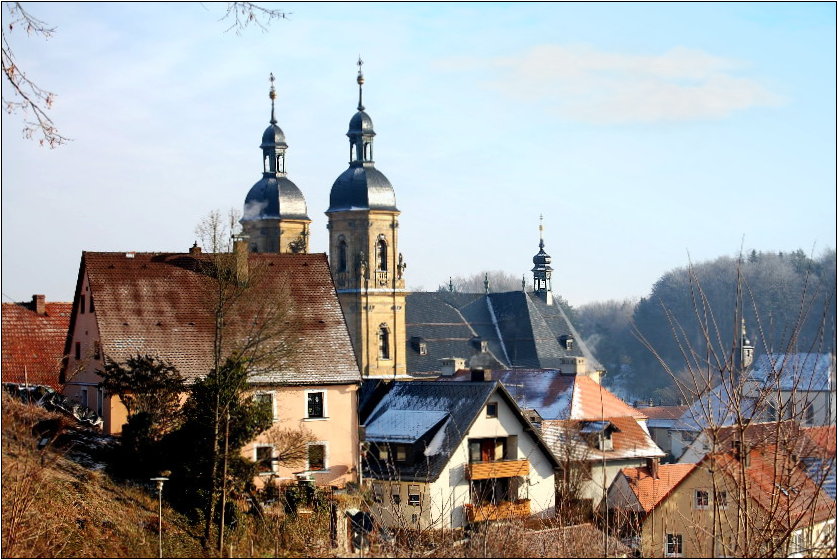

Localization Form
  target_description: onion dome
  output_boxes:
[242,74,310,223]
[327,58,398,213]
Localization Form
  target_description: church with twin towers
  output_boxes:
[240,63,604,381]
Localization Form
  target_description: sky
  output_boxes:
[2,2,835,307]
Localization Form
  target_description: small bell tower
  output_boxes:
[531,215,554,305]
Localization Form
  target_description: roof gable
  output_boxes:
[69,251,359,385]
[2,300,72,389]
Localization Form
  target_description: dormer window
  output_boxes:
[599,432,614,451]
[559,335,574,351]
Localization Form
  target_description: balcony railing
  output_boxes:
[464,499,531,523]
[466,459,529,480]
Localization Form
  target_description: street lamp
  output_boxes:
[150,477,169,558]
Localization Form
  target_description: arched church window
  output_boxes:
[264,155,270,173]
[364,142,372,161]
[276,154,285,173]
[338,238,348,273]
[377,237,388,271]
[378,324,391,360]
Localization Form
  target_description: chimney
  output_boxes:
[189,241,202,255]
[647,457,660,479]
[470,368,490,382]
[234,239,249,284]
[32,294,45,315]
[440,357,465,377]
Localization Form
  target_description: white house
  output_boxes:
[362,380,559,530]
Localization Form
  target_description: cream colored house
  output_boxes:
[609,444,835,557]
[362,380,559,530]
[61,247,361,488]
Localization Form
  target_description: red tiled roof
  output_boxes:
[713,444,836,527]
[572,376,645,420]
[801,426,837,456]
[620,463,697,513]
[638,405,688,420]
[2,299,72,389]
[66,251,360,385]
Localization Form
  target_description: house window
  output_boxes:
[418,341,427,355]
[306,391,325,419]
[253,392,276,421]
[80,387,88,408]
[89,296,95,313]
[255,445,274,473]
[599,432,614,451]
[486,402,498,418]
[372,483,383,503]
[75,342,81,360]
[308,443,326,471]
[391,484,400,505]
[408,485,420,506]
[378,325,390,360]
[378,445,389,461]
[805,403,815,425]
[694,489,709,509]
[716,490,728,509]
[665,533,683,557]
[96,388,104,416]
[396,445,408,462]
[80,295,86,314]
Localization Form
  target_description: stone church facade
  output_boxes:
[241,65,602,381]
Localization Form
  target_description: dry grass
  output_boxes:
[1,395,204,558]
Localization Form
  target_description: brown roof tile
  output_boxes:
[69,251,359,385]
[2,299,72,389]
[543,416,664,461]
[572,375,645,420]
[638,405,689,420]
[620,463,697,513]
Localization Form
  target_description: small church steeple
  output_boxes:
[737,317,755,372]
[241,73,311,254]
[531,215,554,305]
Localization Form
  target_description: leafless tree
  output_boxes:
[193,208,300,553]
[632,256,836,557]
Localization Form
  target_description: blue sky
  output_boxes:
[2,2,835,306]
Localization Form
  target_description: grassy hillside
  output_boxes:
[1,395,205,558]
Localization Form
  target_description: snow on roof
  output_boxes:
[365,409,449,443]
[748,353,833,391]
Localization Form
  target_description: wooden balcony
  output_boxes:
[464,499,531,523]
[466,459,529,480]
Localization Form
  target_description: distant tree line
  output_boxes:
[575,249,836,402]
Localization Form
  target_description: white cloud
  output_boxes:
[445,44,785,124]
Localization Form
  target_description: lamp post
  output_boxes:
[150,477,169,558]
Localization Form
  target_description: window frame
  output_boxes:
[486,402,498,419]
[252,391,277,422]
[391,484,401,505]
[395,444,408,463]
[694,489,710,510]
[408,484,421,506]
[307,442,327,472]
[372,482,383,503]
[378,324,391,360]
[305,390,326,420]
[665,533,683,557]
[716,489,728,510]
[255,444,275,474]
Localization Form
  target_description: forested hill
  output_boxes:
[576,249,836,402]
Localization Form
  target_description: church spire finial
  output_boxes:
[356,56,365,111]
[539,213,545,250]
[269,72,277,125]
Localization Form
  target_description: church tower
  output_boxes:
[531,216,554,305]
[326,60,407,378]
[241,74,311,253]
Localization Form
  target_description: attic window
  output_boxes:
[486,402,498,418]
[559,335,574,351]
[395,445,407,462]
